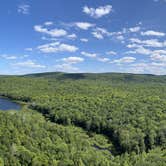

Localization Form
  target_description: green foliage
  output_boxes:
[0,73,166,165]
[0,111,112,166]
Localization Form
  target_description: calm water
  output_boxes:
[0,97,21,111]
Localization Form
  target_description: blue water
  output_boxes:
[0,97,21,111]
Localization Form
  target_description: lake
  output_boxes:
[0,97,21,111]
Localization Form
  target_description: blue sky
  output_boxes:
[0,0,166,75]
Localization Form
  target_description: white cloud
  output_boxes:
[44,21,53,26]
[34,25,49,33]
[14,60,45,68]
[116,35,125,41]
[126,42,166,60]
[80,38,88,42]
[110,31,123,36]
[92,27,110,39]
[17,4,30,15]
[129,62,166,75]
[153,50,166,55]
[106,51,117,55]
[92,31,104,39]
[151,62,166,67]
[141,30,165,37]
[37,42,78,53]
[150,54,166,62]
[131,63,148,68]
[0,54,29,60]
[129,26,141,32]
[81,51,97,58]
[132,46,152,55]
[38,42,59,53]
[34,25,67,37]
[81,51,109,62]
[127,43,143,48]
[74,22,95,30]
[62,56,84,64]
[130,38,166,47]
[129,63,150,74]
[112,57,136,64]
[55,63,79,72]
[0,54,17,60]
[97,57,110,62]
[110,26,140,37]
[83,5,113,18]
[56,56,84,72]
[59,44,78,52]
[96,27,111,35]
[67,33,77,39]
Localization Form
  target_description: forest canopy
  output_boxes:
[0,72,165,166]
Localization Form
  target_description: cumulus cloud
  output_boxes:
[14,60,45,68]
[97,57,110,62]
[44,21,53,26]
[92,31,104,39]
[0,54,17,60]
[109,26,140,38]
[17,4,30,15]
[0,54,29,60]
[150,54,166,62]
[129,26,141,32]
[74,22,95,30]
[111,57,136,64]
[129,61,166,75]
[106,51,117,55]
[55,57,84,72]
[81,51,109,63]
[126,39,166,63]
[92,27,111,39]
[141,30,165,37]
[130,38,166,47]
[67,33,77,39]
[55,63,79,72]
[153,50,166,55]
[62,56,84,64]
[34,25,67,37]
[133,47,152,55]
[126,46,152,55]
[83,5,113,18]
[81,51,97,58]
[116,35,125,42]
[37,42,78,53]
[80,38,88,42]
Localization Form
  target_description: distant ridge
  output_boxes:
[23,72,166,83]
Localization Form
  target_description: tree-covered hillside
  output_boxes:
[25,72,166,83]
[0,73,165,165]
[0,110,114,166]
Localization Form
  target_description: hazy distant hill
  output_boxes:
[24,72,166,83]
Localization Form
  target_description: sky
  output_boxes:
[0,0,166,75]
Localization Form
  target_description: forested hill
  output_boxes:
[0,72,166,165]
[24,72,166,83]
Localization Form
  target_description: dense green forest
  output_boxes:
[0,72,166,165]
